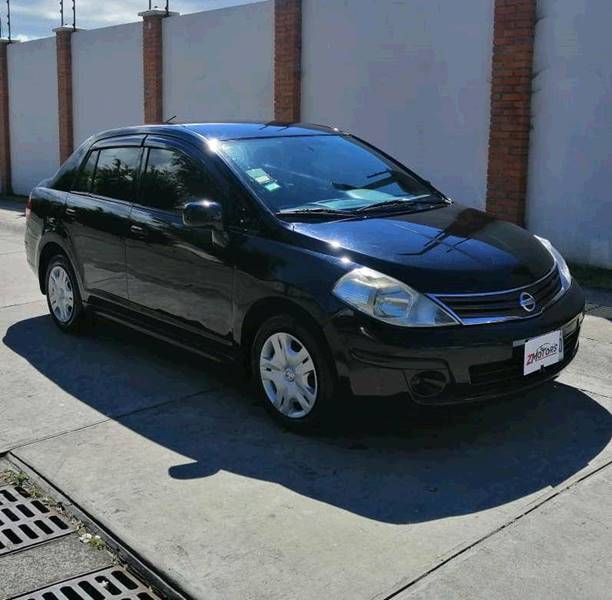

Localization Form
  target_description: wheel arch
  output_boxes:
[240,297,337,375]
[38,242,66,293]
[37,238,84,298]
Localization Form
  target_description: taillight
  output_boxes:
[25,195,32,219]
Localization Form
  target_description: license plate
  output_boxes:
[523,330,564,375]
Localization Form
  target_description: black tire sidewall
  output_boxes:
[251,314,336,430]
[45,254,83,331]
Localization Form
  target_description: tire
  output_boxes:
[45,254,85,333]
[251,314,337,431]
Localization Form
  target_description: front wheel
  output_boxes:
[45,254,85,332]
[251,315,337,430]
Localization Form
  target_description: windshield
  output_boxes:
[219,134,440,215]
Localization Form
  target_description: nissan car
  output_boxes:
[25,122,585,429]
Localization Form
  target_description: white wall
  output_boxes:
[527,0,612,268]
[301,0,494,209]
[8,37,59,195]
[72,22,144,148]
[163,1,274,123]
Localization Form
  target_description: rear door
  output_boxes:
[65,136,144,302]
[125,136,235,347]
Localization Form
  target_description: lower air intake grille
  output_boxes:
[469,327,579,388]
[9,566,161,600]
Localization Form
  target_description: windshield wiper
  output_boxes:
[276,207,355,218]
[354,196,443,213]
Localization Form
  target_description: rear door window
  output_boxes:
[90,147,142,201]
[139,147,215,211]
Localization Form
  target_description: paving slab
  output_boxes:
[557,335,612,399]
[584,287,612,309]
[0,534,113,599]
[0,234,24,255]
[396,463,612,600]
[0,301,221,451]
[581,305,612,344]
[0,200,26,237]
[0,252,40,309]
[12,378,612,600]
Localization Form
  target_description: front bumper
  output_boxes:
[330,280,585,404]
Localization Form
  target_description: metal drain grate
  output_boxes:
[0,484,73,555]
[10,566,162,600]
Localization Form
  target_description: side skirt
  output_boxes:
[88,304,237,365]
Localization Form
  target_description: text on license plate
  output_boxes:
[523,330,564,375]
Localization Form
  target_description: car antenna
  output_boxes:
[164,115,177,124]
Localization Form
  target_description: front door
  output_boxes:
[125,138,235,347]
[65,138,143,302]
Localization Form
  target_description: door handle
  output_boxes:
[130,224,146,235]
[65,207,77,216]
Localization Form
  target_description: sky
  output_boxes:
[4,0,257,41]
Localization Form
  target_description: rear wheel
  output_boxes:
[45,254,85,332]
[251,314,337,430]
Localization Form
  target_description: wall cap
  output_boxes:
[52,26,84,33]
[138,10,179,18]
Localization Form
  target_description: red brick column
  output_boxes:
[274,0,302,122]
[140,10,167,124]
[486,0,536,226]
[0,39,12,194]
[54,27,76,164]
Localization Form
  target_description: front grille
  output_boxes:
[469,327,579,389]
[434,267,562,323]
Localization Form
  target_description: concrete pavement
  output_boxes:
[398,464,612,600]
[1,205,611,599]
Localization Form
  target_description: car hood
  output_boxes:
[288,203,554,294]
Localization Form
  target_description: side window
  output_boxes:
[73,150,98,193]
[90,147,141,201]
[139,147,215,211]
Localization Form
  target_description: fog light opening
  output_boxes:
[409,371,448,399]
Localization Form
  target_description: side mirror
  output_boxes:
[182,199,223,230]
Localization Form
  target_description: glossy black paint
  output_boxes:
[290,205,555,294]
[26,122,585,404]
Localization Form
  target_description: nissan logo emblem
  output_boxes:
[519,291,537,313]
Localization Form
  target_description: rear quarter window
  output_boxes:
[73,151,98,193]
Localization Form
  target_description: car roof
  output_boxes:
[91,122,342,145]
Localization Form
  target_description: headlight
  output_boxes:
[535,236,571,290]
[333,267,458,327]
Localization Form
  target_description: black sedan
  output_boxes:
[25,122,585,429]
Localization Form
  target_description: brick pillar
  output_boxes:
[486,0,536,226]
[274,0,302,122]
[0,39,12,194]
[140,10,169,124]
[54,27,76,164]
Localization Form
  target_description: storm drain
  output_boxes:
[10,566,162,600]
[0,484,72,555]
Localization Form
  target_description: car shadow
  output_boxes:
[0,199,26,215]
[4,314,611,524]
